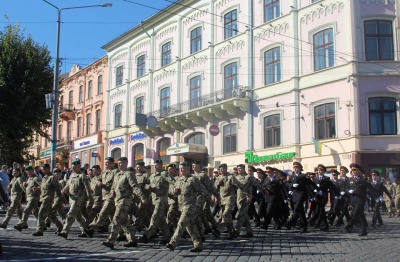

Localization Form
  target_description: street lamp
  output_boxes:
[43,0,112,170]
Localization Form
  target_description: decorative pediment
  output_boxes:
[215,40,245,57]
[300,2,345,25]
[182,56,208,71]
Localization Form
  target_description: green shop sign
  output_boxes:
[245,151,296,164]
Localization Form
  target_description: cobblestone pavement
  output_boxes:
[0,211,399,262]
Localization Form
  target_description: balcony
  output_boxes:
[139,87,250,136]
[59,104,76,121]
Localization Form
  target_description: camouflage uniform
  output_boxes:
[0,175,24,227]
[385,182,395,217]
[234,173,261,236]
[133,171,150,230]
[143,170,174,242]
[106,169,146,245]
[393,182,400,216]
[59,170,93,237]
[35,173,64,233]
[215,172,243,238]
[86,175,103,225]
[16,176,41,228]
[89,167,117,228]
[168,174,208,250]
[167,174,179,230]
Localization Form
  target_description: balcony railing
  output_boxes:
[149,87,249,119]
[59,104,75,113]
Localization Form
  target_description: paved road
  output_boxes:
[0,211,399,261]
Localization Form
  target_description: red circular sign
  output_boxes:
[209,124,220,136]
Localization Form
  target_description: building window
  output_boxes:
[186,132,205,145]
[364,20,394,61]
[114,104,122,128]
[78,85,83,103]
[315,103,336,139]
[86,113,91,135]
[97,75,103,94]
[223,123,237,153]
[161,42,171,67]
[67,121,72,140]
[160,87,170,117]
[111,148,121,162]
[264,114,281,147]
[264,0,280,22]
[369,97,397,135]
[191,27,202,54]
[87,80,92,99]
[77,117,82,137]
[314,28,334,71]
[190,76,202,109]
[133,143,144,164]
[224,9,238,39]
[95,109,101,132]
[159,138,171,163]
[116,65,123,86]
[68,90,73,105]
[90,149,97,167]
[44,138,48,148]
[137,55,146,77]
[224,62,238,99]
[264,47,281,85]
[58,125,62,141]
[136,96,144,114]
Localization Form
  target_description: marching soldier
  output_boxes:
[89,157,118,232]
[86,165,103,226]
[102,157,147,249]
[370,170,392,226]
[0,168,24,229]
[32,164,64,236]
[45,168,67,228]
[133,161,151,231]
[384,178,395,218]
[58,160,94,239]
[14,165,41,231]
[166,163,179,232]
[166,161,208,252]
[393,179,400,217]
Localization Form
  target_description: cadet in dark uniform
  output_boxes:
[370,170,392,226]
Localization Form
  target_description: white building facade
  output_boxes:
[102,0,400,179]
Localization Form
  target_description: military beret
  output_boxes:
[340,166,349,173]
[53,168,61,173]
[118,157,128,161]
[145,165,151,170]
[105,157,114,162]
[247,165,256,172]
[179,161,190,166]
[371,170,379,176]
[317,164,326,172]
[349,163,361,170]
[42,163,51,168]
[167,163,177,168]
[25,165,33,171]
[154,159,163,164]
[136,161,145,166]
[293,162,303,169]
[128,166,134,172]
[80,167,86,172]
[237,164,245,168]
[192,160,201,165]
[72,159,81,165]
[218,163,227,169]
[92,165,100,169]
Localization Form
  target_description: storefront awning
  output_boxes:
[167,143,207,156]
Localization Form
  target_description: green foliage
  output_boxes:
[0,24,53,164]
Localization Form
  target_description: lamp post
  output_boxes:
[43,0,112,170]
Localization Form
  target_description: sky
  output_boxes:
[1,0,170,73]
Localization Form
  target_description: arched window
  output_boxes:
[186,133,205,145]
[111,148,121,163]
[158,138,171,163]
[132,143,144,165]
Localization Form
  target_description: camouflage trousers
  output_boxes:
[133,201,151,230]
[61,196,88,235]
[167,201,179,230]
[17,197,39,227]
[385,199,393,214]
[36,196,63,232]
[45,199,67,226]
[108,198,137,244]
[86,200,103,226]
[235,198,252,234]
[194,198,205,238]
[219,199,235,235]
[144,201,171,241]
[2,194,23,226]
[202,198,218,230]
[90,197,115,228]
[169,205,202,249]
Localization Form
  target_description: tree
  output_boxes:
[0,24,53,165]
